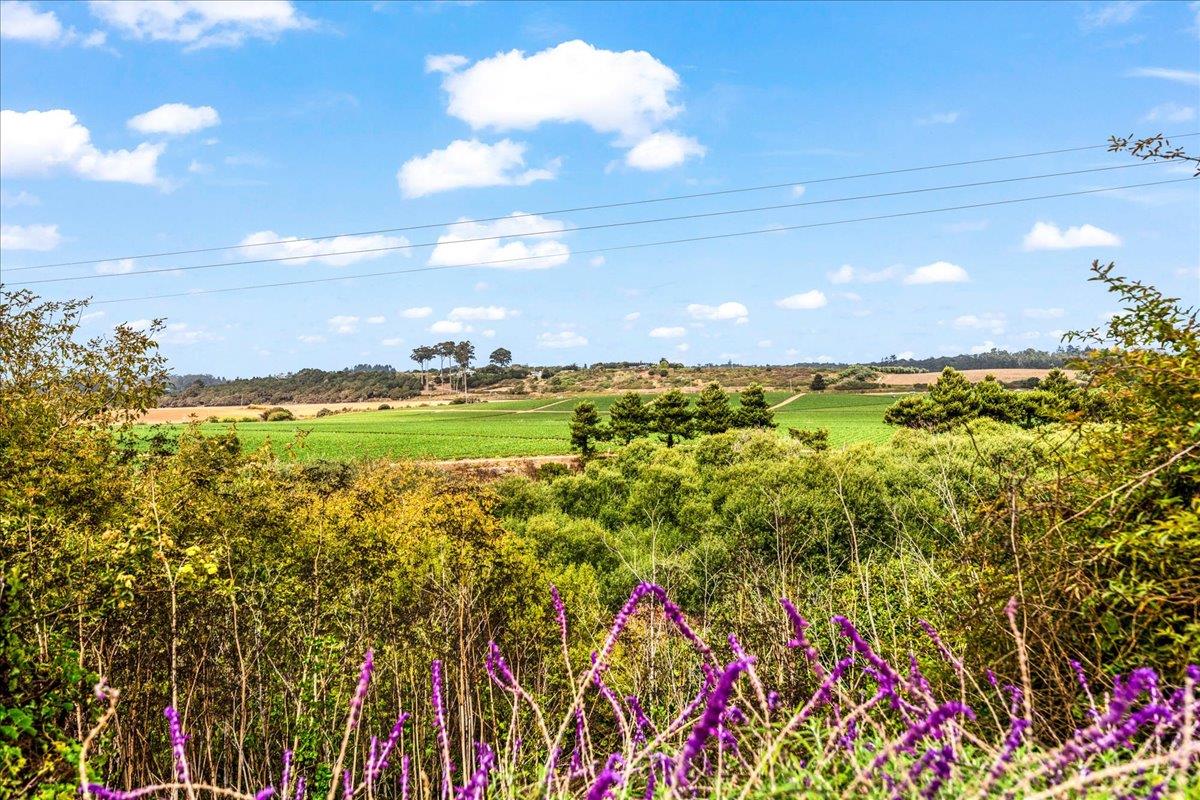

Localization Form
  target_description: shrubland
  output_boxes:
[2,258,1197,799]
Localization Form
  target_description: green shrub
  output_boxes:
[260,407,295,421]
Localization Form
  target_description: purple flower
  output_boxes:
[550,584,568,645]
[280,749,292,800]
[779,598,826,679]
[627,695,653,745]
[917,619,962,673]
[598,583,713,677]
[348,649,374,730]
[342,769,353,800]
[370,711,410,780]
[485,641,516,689]
[672,658,753,790]
[456,743,495,800]
[294,775,306,800]
[870,702,975,774]
[163,706,190,784]
[255,790,275,800]
[587,753,623,800]
[833,616,902,705]
[432,660,455,796]
[400,755,411,800]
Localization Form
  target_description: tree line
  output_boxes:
[407,342,513,393]
[568,382,776,455]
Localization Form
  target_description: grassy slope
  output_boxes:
[138,391,902,460]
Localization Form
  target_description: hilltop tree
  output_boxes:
[489,347,512,368]
[809,372,827,391]
[453,340,475,394]
[651,389,694,447]
[732,383,775,428]
[436,341,455,386]
[694,382,732,434]
[608,392,652,444]
[568,401,608,457]
[410,345,435,389]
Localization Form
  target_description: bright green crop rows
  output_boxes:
[137,391,903,461]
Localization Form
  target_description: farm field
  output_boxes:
[135,391,903,461]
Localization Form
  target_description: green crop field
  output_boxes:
[137,391,905,461]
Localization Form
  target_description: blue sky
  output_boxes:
[1,0,1197,376]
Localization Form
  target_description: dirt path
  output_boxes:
[770,392,806,410]
[517,398,574,413]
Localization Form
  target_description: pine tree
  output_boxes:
[732,383,775,428]
[608,392,652,444]
[569,401,608,457]
[650,389,694,447]
[809,372,827,391]
[694,382,732,434]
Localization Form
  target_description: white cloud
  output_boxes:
[425,53,468,74]
[775,289,828,310]
[1081,1,1145,28]
[481,329,495,338]
[187,160,210,174]
[1024,307,1065,319]
[686,301,748,323]
[0,189,39,207]
[538,330,587,348]
[953,313,1006,334]
[429,319,467,334]
[401,306,433,319]
[624,131,705,170]
[1126,67,1200,86]
[675,342,689,353]
[757,339,773,348]
[95,258,135,274]
[128,103,220,135]
[398,139,557,197]
[298,334,325,344]
[448,305,517,321]
[155,321,217,345]
[238,230,409,266]
[366,315,386,324]
[916,111,960,125]
[474,281,490,291]
[649,326,686,338]
[791,185,806,198]
[623,311,641,322]
[1,1,106,46]
[903,261,969,285]
[896,350,915,359]
[427,212,570,269]
[0,222,60,250]
[381,337,404,347]
[1022,221,1121,251]
[1143,102,1196,123]
[328,315,360,334]
[80,310,106,324]
[828,264,855,284]
[1,109,164,185]
[589,255,605,267]
[841,291,862,302]
[89,0,315,49]
[969,340,998,355]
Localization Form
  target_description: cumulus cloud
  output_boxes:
[430,39,702,167]
[686,301,748,324]
[427,212,570,269]
[398,139,557,197]
[297,334,325,344]
[649,326,686,338]
[828,264,854,284]
[401,306,433,319]
[128,103,220,135]
[366,315,386,324]
[1022,221,1121,250]
[775,289,828,310]
[675,342,689,353]
[538,330,587,348]
[969,340,998,355]
[1,1,106,46]
[429,319,468,334]
[1,109,164,185]
[624,131,705,170]
[155,321,217,345]
[1143,102,1196,123]
[952,313,1006,334]
[448,305,517,321]
[589,256,605,267]
[1024,307,1065,319]
[1126,67,1200,86]
[238,230,409,266]
[916,111,960,125]
[903,261,969,284]
[623,311,641,322]
[1,222,60,250]
[327,315,360,334]
[89,0,315,49]
[95,258,135,274]
[0,189,39,207]
[380,337,404,347]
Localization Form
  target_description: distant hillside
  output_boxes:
[162,367,423,407]
[868,346,1084,372]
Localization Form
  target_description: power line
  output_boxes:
[84,177,1193,307]
[8,160,1172,287]
[8,132,1197,273]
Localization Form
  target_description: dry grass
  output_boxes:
[878,368,1075,386]
[138,398,454,423]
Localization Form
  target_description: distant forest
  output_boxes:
[867,346,1085,372]
[162,367,424,406]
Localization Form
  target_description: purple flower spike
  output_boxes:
[917,620,962,673]
[672,658,753,790]
[294,776,306,800]
[432,660,455,796]
[456,742,495,800]
[343,766,354,799]
[780,599,826,679]
[280,749,292,800]
[256,790,276,800]
[371,711,411,780]
[587,753,623,800]
[348,648,374,730]
[486,640,517,689]
[627,695,653,745]
[400,755,411,800]
[833,616,902,703]
[550,584,569,645]
[163,707,190,784]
